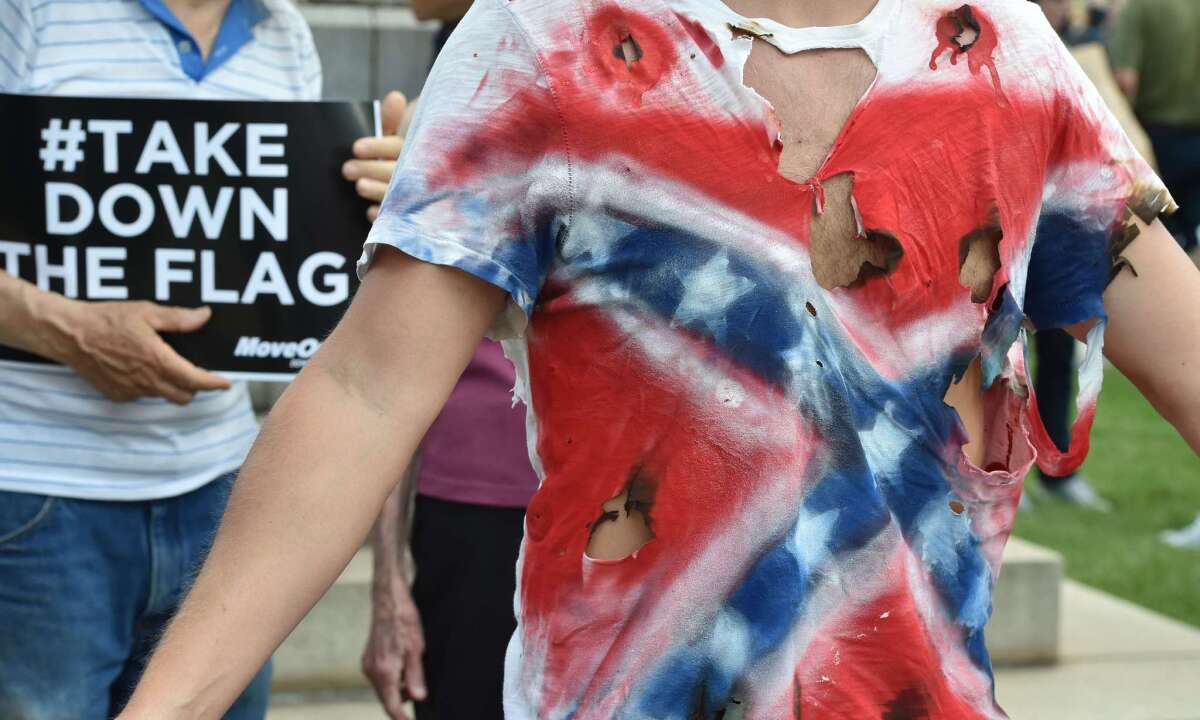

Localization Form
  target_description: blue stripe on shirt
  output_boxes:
[215,62,305,93]
[32,56,175,71]
[39,35,171,48]
[0,393,250,425]
[0,51,22,81]
[0,21,29,56]
[234,51,306,73]
[31,0,135,9]
[38,15,158,26]
[199,78,262,99]
[0,376,231,404]
[0,445,250,476]
[4,0,34,31]
[250,39,306,53]
[0,426,257,456]
[0,409,256,441]
[30,75,190,92]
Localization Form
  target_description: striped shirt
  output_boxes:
[0,0,321,500]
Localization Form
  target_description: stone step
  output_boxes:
[268,702,385,720]
[271,537,1063,691]
[267,692,386,720]
[987,537,1063,666]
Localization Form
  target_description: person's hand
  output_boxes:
[40,297,230,404]
[362,577,427,719]
[344,91,408,223]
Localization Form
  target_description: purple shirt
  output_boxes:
[417,340,538,508]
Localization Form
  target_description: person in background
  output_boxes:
[1036,0,1106,44]
[360,9,537,719]
[1026,0,1120,511]
[0,1,403,716]
[363,341,538,720]
[1110,0,1200,253]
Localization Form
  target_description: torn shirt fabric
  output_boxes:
[360,0,1172,717]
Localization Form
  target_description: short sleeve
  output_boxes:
[359,0,568,339]
[1023,23,1175,331]
[0,0,35,92]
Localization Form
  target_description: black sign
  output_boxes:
[0,93,376,379]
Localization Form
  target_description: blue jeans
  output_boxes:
[0,474,271,719]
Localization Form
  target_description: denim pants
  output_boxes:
[0,473,271,719]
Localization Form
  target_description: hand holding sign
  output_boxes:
[343,91,409,223]
[38,296,230,404]
[1,93,376,378]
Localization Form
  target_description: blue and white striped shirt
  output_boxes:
[0,0,321,500]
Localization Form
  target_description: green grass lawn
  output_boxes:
[1014,366,1200,628]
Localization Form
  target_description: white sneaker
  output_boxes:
[1042,475,1113,512]
[1161,513,1200,549]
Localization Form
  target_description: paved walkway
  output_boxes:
[269,579,1200,720]
[995,580,1200,720]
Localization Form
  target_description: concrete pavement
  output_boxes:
[994,580,1200,720]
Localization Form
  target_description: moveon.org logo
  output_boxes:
[234,336,320,368]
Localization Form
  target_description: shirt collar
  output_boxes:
[138,0,270,81]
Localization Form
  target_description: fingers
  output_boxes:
[151,378,197,406]
[145,304,213,333]
[355,178,389,204]
[367,205,381,223]
[380,90,408,136]
[381,680,409,720]
[373,667,409,720]
[351,135,404,162]
[402,645,427,703]
[343,157,397,184]
[153,340,232,398]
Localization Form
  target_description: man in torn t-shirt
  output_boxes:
[364,1,1175,715]
[118,1,1200,720]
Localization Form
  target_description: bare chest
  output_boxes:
[741,45,889,290]
[742,45,877,181]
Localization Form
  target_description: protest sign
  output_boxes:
[0,93,376,379]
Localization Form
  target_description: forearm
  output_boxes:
[372,458,418,599]
[121,251,504,719]
[127,366,430,717]
[0,271,77,360]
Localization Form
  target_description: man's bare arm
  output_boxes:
[118,248,505,719]
[1071,218,1200,452]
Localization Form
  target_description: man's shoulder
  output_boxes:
[897,0,1049,32]
[498,0,675,31]
[256,0,316,43]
